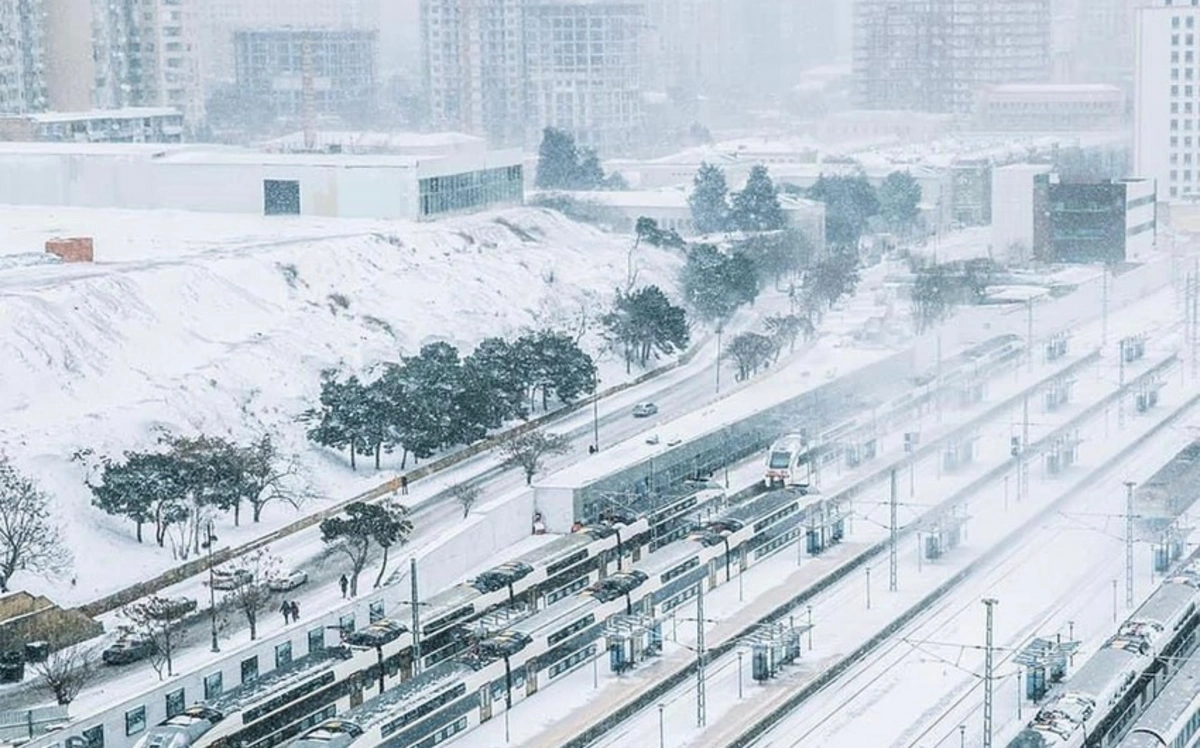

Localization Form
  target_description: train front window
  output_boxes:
[768,451,791,469]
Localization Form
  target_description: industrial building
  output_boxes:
[973,84,1126,132]
[0,140,523,221]
[0,108,185,144]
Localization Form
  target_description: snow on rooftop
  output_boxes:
[24,107,182,123]
[0,204,684,604]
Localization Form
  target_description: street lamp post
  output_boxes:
[866,567,872,610]
[592,373,601,452]
[658,703,666,748]
[204,522,219,653]
[716,324,724,394]
[806,605,813,650]
[737,650,744,699]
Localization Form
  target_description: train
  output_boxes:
[283,484,827,748]
[762,334,1027,491]
[124,489,727,748]
[1118,640,1200,747]
[1008,559,1200,748]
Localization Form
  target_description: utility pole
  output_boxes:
[983,598,999,748]
[715,325,723,395]
[592,375,600,452]
[205,522,219,653]
[1101,264,1109,349]
[1026,299,1034,372]
[1118,338,1127,429]
[410,557,422,675]
[696,583,707,727]
[1125,481,1137,608]
[1018,396,1030,501]
[889,468,898,592]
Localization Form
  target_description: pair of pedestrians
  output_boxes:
[279,599,301,624]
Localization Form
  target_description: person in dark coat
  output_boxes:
[280,600,292,624]
[289,600,300,621]
[400,475,409,495]
[339,574,349,598]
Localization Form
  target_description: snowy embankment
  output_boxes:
[0,204,684,604]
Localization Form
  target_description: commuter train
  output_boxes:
[284,485,827,748]
[1118,640,1200,748]
[762,334,1027,491]
[1008,559,1200,748]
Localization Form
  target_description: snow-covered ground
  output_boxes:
[0,204,687,603]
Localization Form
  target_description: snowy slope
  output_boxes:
[0,205,685,603]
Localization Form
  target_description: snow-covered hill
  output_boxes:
[0,205,685,602]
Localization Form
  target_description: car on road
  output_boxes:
[268,569,308,592]
[209,568,253,591]
[102,632,155,666]
[345,620,408,649]
[632,402,658,418]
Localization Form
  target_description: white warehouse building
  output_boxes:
[0,141,524,221]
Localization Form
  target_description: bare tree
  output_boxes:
[0,455,72,591]
[235,435,313,523]
[450,483,481,519]
[123,596,189,679]
[501,432,573,485]
[221,548,282,640]
[33,646,97,706]
[723,332,777,382]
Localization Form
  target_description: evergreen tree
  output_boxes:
[535,127,580,189]
[736,229,812,286]
[602,285,690,370]
[808,173,880,249]
[730,165,787,232]
[514,331,597,411]
[878,170,922,232]
[462,337,528,429]
[303,371,358,468]
[576,148,606,189]
[681,243,760,322]
[688,162,731,234]
[320,501,413,597]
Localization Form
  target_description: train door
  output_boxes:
[526,661,540,695]
[349,685,363,709]
[479,684,493,722]
[708,557,719,587]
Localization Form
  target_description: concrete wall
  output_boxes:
[991,164,1051,263]
[1125,178,1158,260]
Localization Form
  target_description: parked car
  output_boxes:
[146,597,197,621]
[268,569,308,592]
[209,568,253,591]
[345,620,408,649]
[632,402,658,418]
[102,633,154,666]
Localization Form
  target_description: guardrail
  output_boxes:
[560,354,1181,748]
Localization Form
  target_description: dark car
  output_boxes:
[471,561,534,593]
[345,620,408,649]
[103,634,155,666]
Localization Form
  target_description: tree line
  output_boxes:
[79,433,307,559]
[303,330,597,470]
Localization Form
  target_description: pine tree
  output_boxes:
[535,127,580,189]
[730,165,787,232]
[688,162,731,234]
[878,170,922,232]
[602,286,690,369]
[808,173,880,249]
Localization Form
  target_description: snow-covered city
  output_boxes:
[0,1,1199,748]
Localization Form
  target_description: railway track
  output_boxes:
[555,354,1183,748]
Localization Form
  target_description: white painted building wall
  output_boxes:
[0,144,522,220]
[1124,177,1158,259]
[991,163,1052,263]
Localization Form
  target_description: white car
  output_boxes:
[268,569,308,592]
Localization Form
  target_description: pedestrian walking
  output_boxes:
[400,475,409,495]
[289,600,300,621]
[339,574,349,598]
[280,600,292,624]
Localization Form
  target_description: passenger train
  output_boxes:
[763,334,1027,491]
[1009,559,1200,748]
[1118,641,1200,748]
[284,485,825,748]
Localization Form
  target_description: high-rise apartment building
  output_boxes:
[421,0,525,147]
[853,0,1052,113]
[89,0,203,126]
[0,0,46,113]
[524,0,644,154]
[1135,0,1200,201]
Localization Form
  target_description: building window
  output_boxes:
[82,725,104,748]
[125,707,147,736]
[241,656,259,684]
[308,627,325,653]
[204,672,223,700]
[339,614,355,634]
[263,179,300,215]
[276,641,293,669]
[165,688,185,718]
[369,600,385,623]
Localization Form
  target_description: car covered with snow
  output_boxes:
[209,568,253,591]
[103,632,155,666]
[268,569,308,592]
[632,402,658,418]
